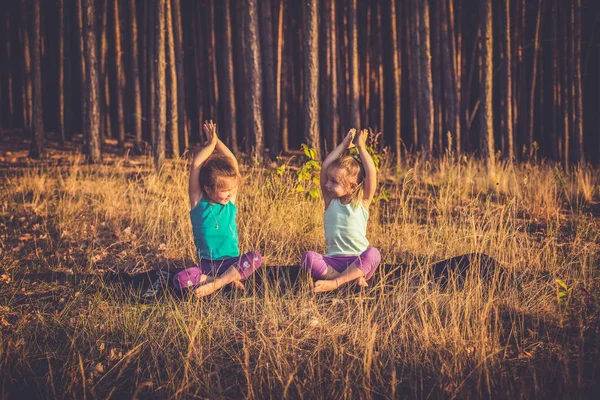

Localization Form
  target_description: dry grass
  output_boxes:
[1,153,599,399]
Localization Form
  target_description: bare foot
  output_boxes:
[194,278,227,297]
[232,280,244,290]
[357,277,368,287]
[314,279,339,293]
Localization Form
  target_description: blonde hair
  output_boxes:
[328,154,365,207]
[199,154,241,194]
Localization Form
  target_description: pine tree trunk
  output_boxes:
[58,0,65,144]
[261,0,279,157]
[572,0,583,163]
[561,0,569,166]
[64,0,72,141]
[29,0,44,159]
[551,0,559,160]
[20,0,32,134]
[376,2,384,138]
[100,0,110,140]
[76,0,86,142]
[504,0,514,160]
[417,0,434,156]
[408,0,420,148]
[528,0,543,158]
[431,0,442,154]
[348,0,360,130]
[275,0,285,150]
[171,0,187,152]
[480,0,494,172]
[208,0,219,121]
[303,0,320,155]
[244,0,264,159]
[328,0,339,150]
[154,0,166,170]
[129,0,143,153]
[222,0,238,153]
[148,2,157,149]
[441,0,457,154]
[192,3,203,144]
[449,0,462,154]
[165,0,179,157]
[84,0,101,162]
[280,0,289,152]
[113,0,126,155]
[389,0,402,165]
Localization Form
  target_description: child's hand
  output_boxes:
[202,120,218,147]
[342,128,357,149]
[356,129,368,149]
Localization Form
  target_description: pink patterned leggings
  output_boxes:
[300,247,381,281]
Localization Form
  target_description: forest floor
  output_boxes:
[1,131,600,399]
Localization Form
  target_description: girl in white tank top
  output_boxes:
[301,129,381,292]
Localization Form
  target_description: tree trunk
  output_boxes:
[244,0,264,160]
[480,0,494,172]
[84,0,101,162]
[303,0,320,155]
[29,0,44,159]
[551,0,559,160]
[408,0,420,148]
[58,0,65,144]
[572,0,583,163]
[417,0,434,156]
[154,0,166,170]
[348,0,360,130]
[113,0,126,155]
[171,0,187,152]
[431,0,442,154]
[449,0,462,155]
[222,0,238,153]
[503,0,514,160]
[325,0,339,151]
[148,1,157,149]
[208,0,219,121]
[389,0,401,165]
[561,0,569,166]
[100,0,110,141]
[260,0,279,157]
[376,2,384,138]
[441,0,457,155]
[528,0,543,158]
[129,0,143,153]
[275,0,285,151]
[165,0,179,157]
[192,3,203,144]
[20,0,32,133]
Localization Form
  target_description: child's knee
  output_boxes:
[365,247,381,263]
[301,251,315,269]
[248,250,263,269]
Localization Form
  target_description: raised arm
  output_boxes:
[189,121,218,209]
[356,129,377,206]
[320,129,356,204]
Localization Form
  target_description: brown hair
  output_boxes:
[199,154,240,194]
[328,154,365,206]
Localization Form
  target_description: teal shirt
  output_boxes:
[190,197,239,260]
[324,198,370,256]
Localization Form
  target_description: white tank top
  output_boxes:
[324,198,370,256]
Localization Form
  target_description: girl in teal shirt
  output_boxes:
[173,121,262,297]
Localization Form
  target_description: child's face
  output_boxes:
[325,167,356,198]
[204,177,238,204]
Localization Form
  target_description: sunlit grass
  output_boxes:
[1,154,599,398]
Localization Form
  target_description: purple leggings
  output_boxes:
[300,247,381,281]
[198,251,262,279]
